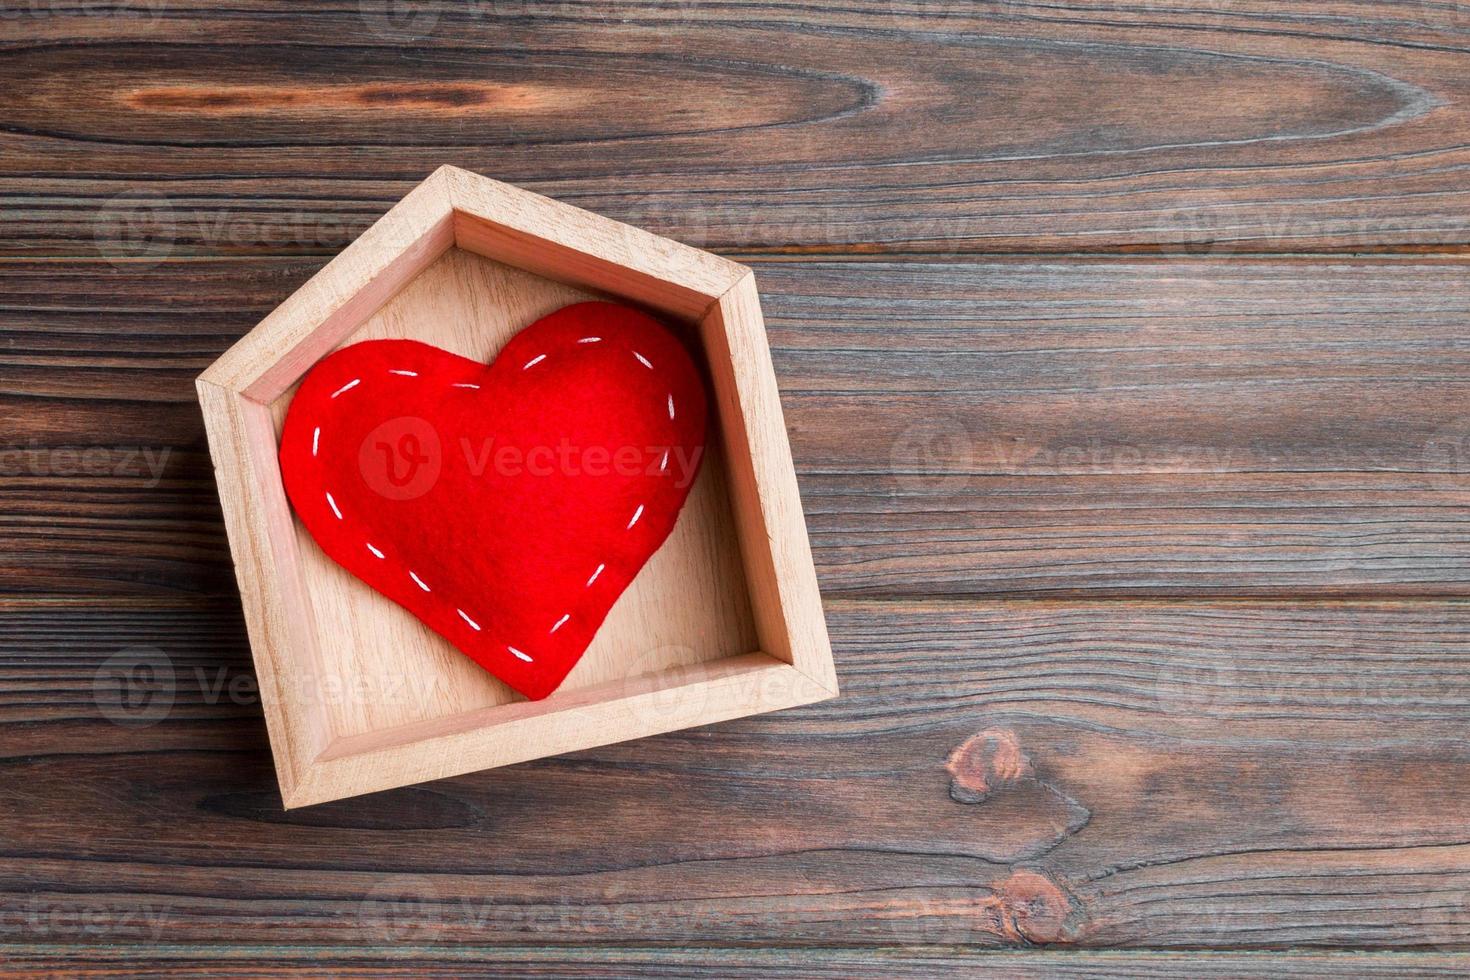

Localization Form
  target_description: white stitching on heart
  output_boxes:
[308,324,696,685]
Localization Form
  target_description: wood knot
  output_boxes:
[980,870,1080,945]
[999,870,1078,943]
[942,726,1091,861]
[947,728,1032,803]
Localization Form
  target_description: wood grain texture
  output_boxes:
[3,0,1468,965]
[2,257,1466,598]
[6,599,1470,949]
[8,947,1470,979]
[6,1,1470,255]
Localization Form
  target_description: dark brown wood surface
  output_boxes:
[4,1,1470,977]
[10,1,1470,256]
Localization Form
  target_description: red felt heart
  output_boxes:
[278,301,708,700]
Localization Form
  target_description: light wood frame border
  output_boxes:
[197,166,837,806]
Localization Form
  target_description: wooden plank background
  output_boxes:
[4,1,1470,975]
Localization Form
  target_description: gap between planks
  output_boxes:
[7,250,1470,265]
[5,594,1470,612]
[7,943,1470,961]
